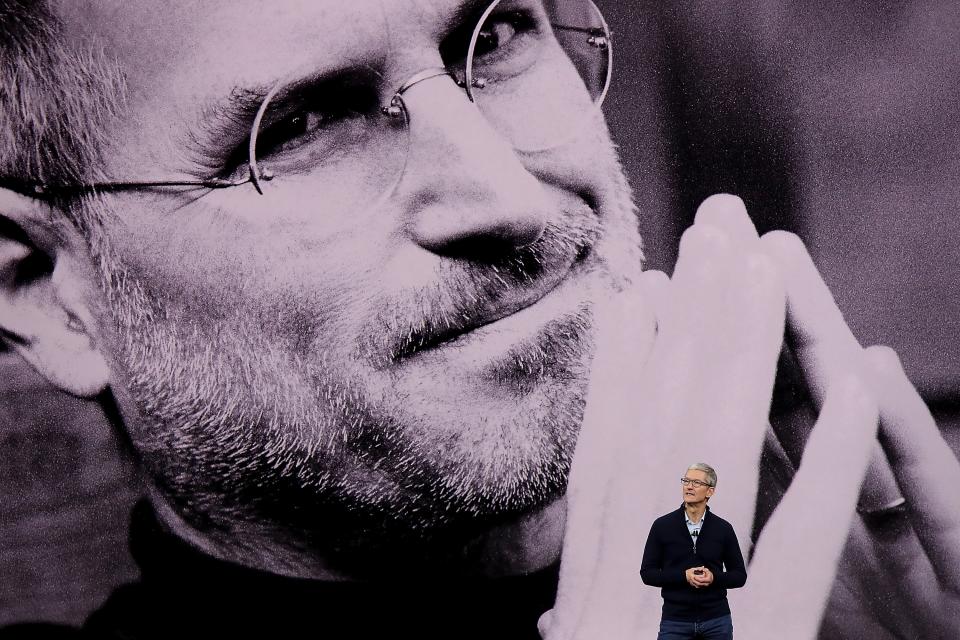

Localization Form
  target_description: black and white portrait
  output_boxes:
[1,1,957,638]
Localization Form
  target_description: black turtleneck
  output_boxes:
[66,500,557,639]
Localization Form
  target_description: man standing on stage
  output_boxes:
[640,464,746,640]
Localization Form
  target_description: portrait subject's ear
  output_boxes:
[0,188,110,397]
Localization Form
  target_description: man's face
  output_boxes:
[682,470,714,506]
[61,0,647,566]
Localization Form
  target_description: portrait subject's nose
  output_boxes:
[394,78,550,257]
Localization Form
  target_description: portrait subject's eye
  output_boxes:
[256,100,364,160]
[474,9,542,67]
[248,80,383,178]
[266,111,334,155]
[440,5,542,76]
[473,13,525,59]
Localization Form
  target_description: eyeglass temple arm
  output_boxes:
[4,176,259,197]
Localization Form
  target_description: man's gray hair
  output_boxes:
[1,0,125,232]
[687,462,717,487]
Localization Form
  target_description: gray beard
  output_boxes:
[89,156,642,576]
[104,272,590,575]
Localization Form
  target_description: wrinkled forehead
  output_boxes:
[53,0,479,108]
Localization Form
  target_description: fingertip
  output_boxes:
[694,193,746,221]
[640,268,669,290]
[864,344,904,376]
[694,194,759,246]
[537,609,555,638]
[759,230,808,267]
[639,269,669,320]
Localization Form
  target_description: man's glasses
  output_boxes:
[681,478,713,488]
[3,0,612,215]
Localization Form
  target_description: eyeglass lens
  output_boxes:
[465,0,612,151]
[248,0,611,212]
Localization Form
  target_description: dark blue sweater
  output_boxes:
[639,505,746,622]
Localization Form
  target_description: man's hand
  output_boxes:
[697,567,713,587]
[686,567,712,588]
[758,231,960,639]
[541,195,882,639]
